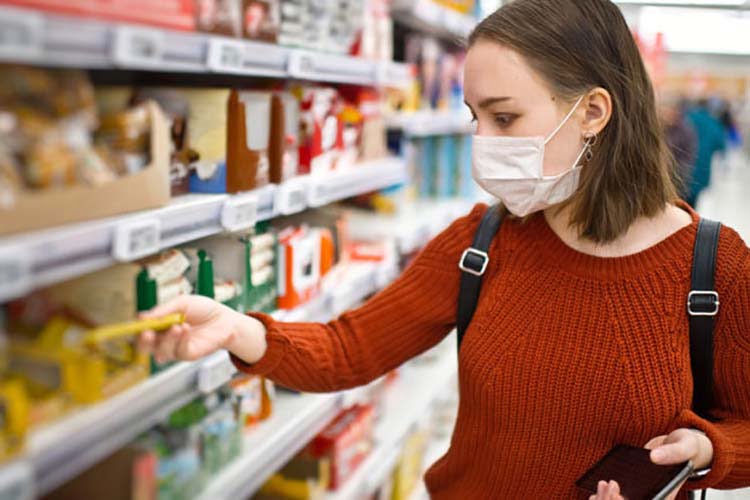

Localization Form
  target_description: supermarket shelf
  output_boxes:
[0,5,412,87]
[392,0,477,41]
[348,198,476,255]
[0,255,396,497]
[197,392,342,500]
[0,157,408,303]
[386,109,475,137]
[326,340,458,500]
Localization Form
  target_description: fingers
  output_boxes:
[651,437,694,464]
[644,435,667,450]
[590,480,623,500]
[139,295,189,320]
[138,329,157,353]
[153,324,187,364]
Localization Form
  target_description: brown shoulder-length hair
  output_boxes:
[469,0,678,243]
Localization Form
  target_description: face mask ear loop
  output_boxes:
[543,94,586,145]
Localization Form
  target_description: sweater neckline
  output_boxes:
[530,202,700,280]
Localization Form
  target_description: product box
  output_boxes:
[226,90,274,192]
[0,101,170,236]
[3,0,196,31]
[257,451,331,500]
[241,0,281,42]
[435,135,458,197]
[270,92,300,183]
[194,0,243,37]
[309,404,375,491]
[297,87,342,175]
[276,225,334,310]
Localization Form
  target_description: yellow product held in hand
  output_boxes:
[83,313,185,345]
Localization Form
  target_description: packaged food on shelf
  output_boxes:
[391,422,430,500]
[241,0,282,42]
[226,90,274,191]
[309,404,375,491]
[296,87,342,175]
[229,373,274,428]
[275,224,335,310]
[1,0,197,31]
[278,0,364,55]
[0,378,31,461]
[433,0,477,14]
[194,0,243,37]
[0,66,170,236]
[356,0,393,62]
[270,92,301,183]
[255,449,331,500]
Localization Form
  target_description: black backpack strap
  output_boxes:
[457,205,505,351]
[688,218,722,421]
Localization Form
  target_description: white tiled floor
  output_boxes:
[695,151,750,500]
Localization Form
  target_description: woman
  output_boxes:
[140,1,750,498]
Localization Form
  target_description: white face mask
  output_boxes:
[471,95,592,217]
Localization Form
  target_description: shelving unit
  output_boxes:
[0,157,408,304]
[325,343,458,500]
[0,5,412,87]
[0,257,398,498]
[386,109,475,137]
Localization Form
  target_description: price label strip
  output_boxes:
[0,8,44,61]
[221,194,258,232]
[206,38,245,73]
[198,353,237,394]
[113,218,161,262]
[112,25,164,68]
[0,248,32,303]
[275,177,309,216]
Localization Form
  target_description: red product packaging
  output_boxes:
[4,0,196,31]
[310,405,375,491]
[296,87,342,175]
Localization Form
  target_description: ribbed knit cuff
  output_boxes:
[229,312,288,376]
[668,409,736,490]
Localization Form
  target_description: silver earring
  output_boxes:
[583,132,597,162]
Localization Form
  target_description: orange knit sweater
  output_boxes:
[234,204,750,499]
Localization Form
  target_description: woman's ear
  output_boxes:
[581,87,612,135]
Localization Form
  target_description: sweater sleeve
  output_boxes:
[230,204,488,392]
[672,251,750,491]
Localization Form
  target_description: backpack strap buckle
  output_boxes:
[687,290,720,317]
[459,248,490,277]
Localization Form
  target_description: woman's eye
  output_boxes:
[494,114,517,128]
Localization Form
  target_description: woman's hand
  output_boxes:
[589,428,713,500]
[137,295,267,364]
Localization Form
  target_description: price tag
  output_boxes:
[221,194,258,232]
[113,218,161,261]
[275,177,309,216]
[0,460,34,500]
[0,8,44,61]
[0,248,31,303]
[207,38,245,72]
[288,50,316,78]
[112,26,163,68]
[198,352,237,394]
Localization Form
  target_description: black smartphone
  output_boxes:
[576,444,694,500]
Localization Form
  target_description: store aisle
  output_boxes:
[695,155,750,499]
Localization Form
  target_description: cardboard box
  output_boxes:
[0,102,170,236]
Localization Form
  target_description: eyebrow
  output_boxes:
[466,96,513,110]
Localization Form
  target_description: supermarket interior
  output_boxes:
[0,0,749,499]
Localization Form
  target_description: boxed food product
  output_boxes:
[194,0,243,36]
[256,451,331,500]
[296,87,342,175]
[0,66,169,234]
[2,0,197,31]
[270,92,300,183]
[309,404,375,491]
[391,426,429,500]
[229,374,274,428]
[241,0,281,42]
[276,225,334,310]
[226,90,274,192]
[0,378,30,461]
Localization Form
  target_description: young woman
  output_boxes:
[139,1,750,498]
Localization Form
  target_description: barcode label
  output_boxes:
[221,194,258,232]
[207,39,245,72]
[275,178,309,216]
[112,26,163,67]
[113,218,161,261]
[0,249,31,303]
[198,353,236,394]
[0,9,43,60]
